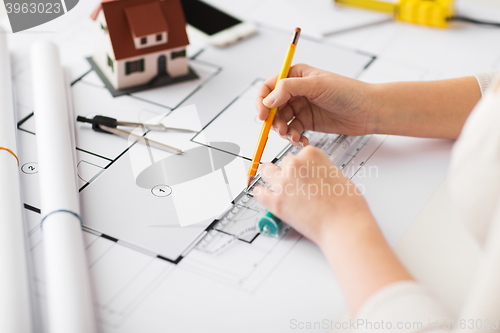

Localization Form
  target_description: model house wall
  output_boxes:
[93,10,118,89]
[116,47,188,90]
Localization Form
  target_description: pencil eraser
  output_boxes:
[295,27,301,33]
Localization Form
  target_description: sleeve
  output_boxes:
[353,198,500,333]
[354,281,452,333]
[457,197,500,332]
[474,71,499,96]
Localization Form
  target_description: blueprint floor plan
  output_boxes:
[4,0,499,330]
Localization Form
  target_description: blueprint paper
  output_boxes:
[8,1,497,331]
[31,40,96,333]
[0,26,33,333]
[129,106,248,227]
[80,105,250,260]
[193,79,290,163]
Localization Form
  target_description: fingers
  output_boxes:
[262,77,313,109]
[296,145,334,170]
[257,64,316,116]
[283,133,309,147]
[255,64,319,143]
[296,145,323,159]
[256,73,278,121]
[252,186,277,211]
[286,117,306,144]
[258,162,282,187]
[277,107,309,147]
[299,135,309,147]
[272,104,295,136]
[287,63,316,79]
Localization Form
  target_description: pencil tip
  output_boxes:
[246,175,254,188]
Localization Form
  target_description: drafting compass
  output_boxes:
[77,115,197,155]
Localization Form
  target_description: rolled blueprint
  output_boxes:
[31,41,96,333]
[0,26,34,333]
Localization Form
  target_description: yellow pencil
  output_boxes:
[247,27,301,187]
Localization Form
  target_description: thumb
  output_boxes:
[262,77,313,109]
[252,186,278,211]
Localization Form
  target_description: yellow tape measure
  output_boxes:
[336,0,455,28]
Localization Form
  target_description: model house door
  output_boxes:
[158,55,167,76]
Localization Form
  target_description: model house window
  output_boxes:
[171,50,186,60]
[140,37,147,45]
[156,34,162,41]
[107,55,114,73]
[125,59,145,75]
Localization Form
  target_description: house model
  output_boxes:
[90,0,197,96]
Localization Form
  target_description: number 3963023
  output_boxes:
[5,2,61,14]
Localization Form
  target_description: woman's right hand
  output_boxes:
[256,63,377,146]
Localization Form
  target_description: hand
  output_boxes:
[252,145,372,247]
[256,64,376,147]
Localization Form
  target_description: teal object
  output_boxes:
[257,212,283,236]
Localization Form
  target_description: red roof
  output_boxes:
[92,0,189,61]
[124,2,169,38]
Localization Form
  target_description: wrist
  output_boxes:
[316,202,378,251]
[364,83,391,135]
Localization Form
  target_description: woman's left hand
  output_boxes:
[252,145,372,247]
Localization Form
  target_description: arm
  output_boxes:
[320,209,413,316]
[253,66,482,316]
[253,147,412,316]
[257,64,481,145]
[371,76,481,139]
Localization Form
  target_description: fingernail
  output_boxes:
[299,141,304,147]
[263,94,275,107]
[286,134,293,141]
